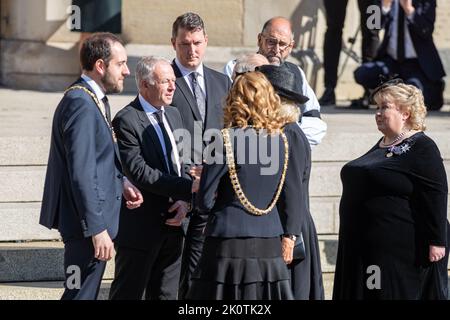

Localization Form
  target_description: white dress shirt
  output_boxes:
[81,74,105,101]
[80,73,112,128]
[174,58,207,100]
[138,94,181,176]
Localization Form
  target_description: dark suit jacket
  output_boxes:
[277,122,311,253]
[112,97,193,250]
[377,0,446,81]
[196,128,287,238]
[171,61,232,165]
[40,78,124,241]
[277,123,310,236]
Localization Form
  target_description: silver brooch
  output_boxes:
[386,142,412,157]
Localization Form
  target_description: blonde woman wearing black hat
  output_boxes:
[259,64,325,300]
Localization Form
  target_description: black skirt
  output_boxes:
[187,237,293,300]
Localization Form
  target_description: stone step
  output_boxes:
[2,160,449,201]
[1,106,449,166]
[1,276,331,300]
[0,203,59,241]
[0,241,115,282]
[0,195,338,241]
[1,237,448,283]
[0,280,111,300]
[0,276,333,300]
[0,198,339,240]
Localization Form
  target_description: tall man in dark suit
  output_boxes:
[109,56,196,300]
[354,0,446,110]
[170,12,232,299]
[39,33,143,300]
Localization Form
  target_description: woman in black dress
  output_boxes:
[258,64,325,300]
[333,81,449,299]
[187,71,308,300]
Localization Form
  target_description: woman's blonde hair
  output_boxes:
[372,83,427,131]
[224,72,290,134]
[279,97,301,123]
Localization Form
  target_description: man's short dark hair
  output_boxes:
[80,32,124,71]
[171,12,206,38]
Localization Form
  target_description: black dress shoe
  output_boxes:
[348,97,370,109]
[347,90,371,109]
[319,88,336,106]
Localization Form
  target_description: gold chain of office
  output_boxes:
[64,85,116,141]
[221,127,289,216]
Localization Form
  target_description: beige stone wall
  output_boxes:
[122,0,243,46]
[0,0,71,41]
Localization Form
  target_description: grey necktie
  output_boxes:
[189,72,206,122]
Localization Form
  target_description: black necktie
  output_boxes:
[153,110,176,175]
[102,96,112,126]
[397,4,405,63]
[189,72,206,123]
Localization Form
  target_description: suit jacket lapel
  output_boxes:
[73,78,123,167]
[133,97,169,172]
[172,61,203,122]
[203,68,216,131]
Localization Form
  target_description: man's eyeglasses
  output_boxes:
[261,34,293,52]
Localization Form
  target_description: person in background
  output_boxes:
[353,0,446,111]
[318,0,380,108]
[223,17,327,148]
[231,53,269,81]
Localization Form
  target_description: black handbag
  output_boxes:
[292,233,306,261]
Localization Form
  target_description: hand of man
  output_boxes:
[191,178,200,193]
[281,237,295,265]
[123,178,144,209]
[429,245,446,262]
[382,0,393,9]
[399,0,415,15]
[165,200,189,227]
[92,230,115,261]
[189,165,203,180]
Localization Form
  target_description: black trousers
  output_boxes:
[354,55,445,110]
[178,213,208,299]
[323,0,380,89]
[109,228,184,300]
[61,238,106,300]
